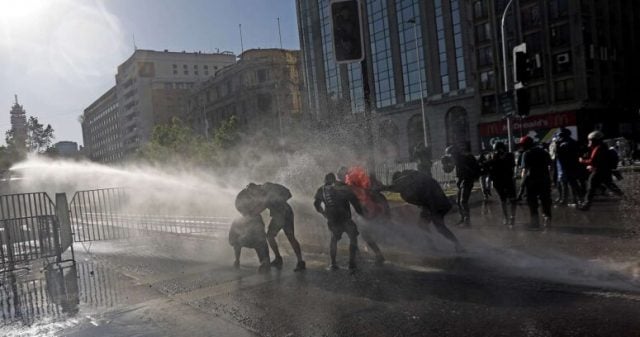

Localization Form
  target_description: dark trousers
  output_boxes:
[494,178,517,219]
[586,171,623,204]
[526,179,551,226]
[420,208,458,245]
[558,173,584,204]
[456,178,474,220]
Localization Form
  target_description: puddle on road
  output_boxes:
[1,260,134,336]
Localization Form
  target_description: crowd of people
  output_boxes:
[228,128,628,272]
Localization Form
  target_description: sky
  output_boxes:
[0,0,301,146]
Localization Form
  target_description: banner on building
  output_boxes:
[478,111,577,150]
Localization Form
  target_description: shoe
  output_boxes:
[327,264,339,271]
[578,202,591,211]
[271,256,283,269]
[294,260,306,272]
[348,261,357,270]
[258,262,271,273]
[374,256,385,267]
[542,216,551,228]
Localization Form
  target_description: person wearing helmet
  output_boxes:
[445,144,481,227]
[314,173,363,270]
[578,131,623,210]
[486,141,517,227]
[518,136,553,228]
[555,128,584,206]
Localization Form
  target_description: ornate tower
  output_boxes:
[9,95,28,151]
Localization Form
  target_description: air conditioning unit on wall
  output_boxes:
[556,53,570,64]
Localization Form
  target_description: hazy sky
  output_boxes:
[0,0,300,146]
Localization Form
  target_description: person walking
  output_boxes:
[518,136,553,229]
[578,131,624,210]
[444,145,481,227]
[486,142,517,227]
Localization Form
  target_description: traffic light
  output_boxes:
[513,43,529,85]
[330,0,364,63]
[515,87,530,116]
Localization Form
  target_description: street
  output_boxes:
[2,170,640,337]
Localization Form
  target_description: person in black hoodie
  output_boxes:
[385,170,463,252]
[445,145,481,227]
[486,141,517,227]
[555,128,584,206]
[518,136,553,228]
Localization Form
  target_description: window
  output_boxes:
[451,0,466,89]
[549,0,569,20]
[195,71,199,75]
[257,69,267,82]
[172,64,177,68]
[396,0,427,102]
[183,64,187,69]
[368,0,396,107]
[555,78,574,101]
[550,24,570,47]
[205,71,209,76]
[204,65,208,69]
[479,70,495,90]
[552,52,572,74]
[529,85,546,105]
[435,0,450,93]
[481,95,496,114]
[478,46,493,67]
[473,1,486,19]
[521,4,541,30]
[475,22,491,42]
[173,70,178,75]
[194,64,198,69]
[184,70,188,75]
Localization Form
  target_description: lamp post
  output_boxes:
[408,18,429,148]
[501,0,516,152]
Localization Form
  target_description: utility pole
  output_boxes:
[501,0,516,152]
[408,18,429,148]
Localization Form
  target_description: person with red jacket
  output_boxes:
[578,131,623,210]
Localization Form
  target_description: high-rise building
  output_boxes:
[9,95,27,151]
[296,0,640,161]
[82,49,236,162]
[186,49,303,138]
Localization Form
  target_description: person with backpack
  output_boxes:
[384,169,463,252]
[555,128,584,206]
[314,173,363,270]
[518,136,553,229]
[578,131,624,210]
[261,182,306,272]
[444,145,481,227]
[230,183,271,273]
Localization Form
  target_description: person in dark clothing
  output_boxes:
[578,131,624,210]
[314,173,363,270]
[486,141,517,227]
[555,128,584,206]
[478,151,492,201]
[518,136,553,228]
[385,170,463,252]
[230,184,270,273]
[411,143,433,176]
[261,182,306,272]
[445,145,480,227]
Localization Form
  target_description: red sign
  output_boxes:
[479,111,577,137]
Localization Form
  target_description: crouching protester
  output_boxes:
[229,183,270,273]
[314,173,363,270]
[384,170,464,253]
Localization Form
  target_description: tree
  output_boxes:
[26,116,55,153]
[213,116,241,149]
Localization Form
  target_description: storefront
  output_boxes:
[478,111,577,150]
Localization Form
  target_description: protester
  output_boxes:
[230,183,270,273]
[555,128,584,206]
[518,136,553,228]
[444,145,481,227]
[579,131,624,210]
[486,141,517,227]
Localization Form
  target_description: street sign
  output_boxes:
[498,91,515,116]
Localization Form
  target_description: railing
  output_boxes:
[69,188,231,242]
[373,160,458,190]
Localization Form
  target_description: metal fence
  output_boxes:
[0,193,64,273]
[373,160,458,190]
[69,188,231,242]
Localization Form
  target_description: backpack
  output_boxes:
[262,182,292,202]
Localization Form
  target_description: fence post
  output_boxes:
[55,193,72,263]
[2,222,16,271]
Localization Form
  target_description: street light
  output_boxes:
[501,0,516,152]
[408,18,429,148]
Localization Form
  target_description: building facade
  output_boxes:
[186,49,303,139]
[296,0,640,162]
[474,0,640,149]
[54,141,79,157]
[82,49,237,162]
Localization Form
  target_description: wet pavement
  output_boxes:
[2,170,640,336]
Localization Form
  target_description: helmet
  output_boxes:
[587,130,604,141]
[336,166,349,181]
[559,127,571,138]
[445,145,458,156]
[518,136,534,148]
[441,155,455,173]
[492,141,506,152]
[324,173,337,184]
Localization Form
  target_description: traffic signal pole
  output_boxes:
[501,0,515,152]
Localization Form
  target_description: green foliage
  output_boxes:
[26,116,55,153]
[213,115,241,149]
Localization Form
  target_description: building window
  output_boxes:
[435,0,449,93]
[521,4,541,31]
[173,70,178,75]
[319,0,342,100]
[348,63,364,113]
[450,0,466,89]
[552,52,572,74]
[481,94,496,115]
[478,46,493,67]
[195,71,199,75]
[205,71,209,76]
[397,0,427,102]
[549,0,569,20]
[473,1,486,19]
[555,78,574,101]
[529,85,546,105]
[184,70,188,75]
[257,69,267,83]
[368,0,396,107]
[475,22,491,42]
[183,64,187,69]
[204,65,208,69]
[550,24,570,48]
[194,64,198,69]
[172,64,177,68]
[479,70,495,90]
